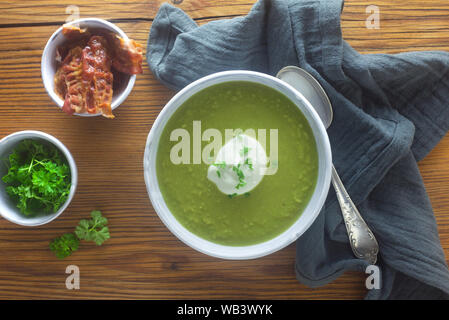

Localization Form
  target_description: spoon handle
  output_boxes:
[331,165,379,264]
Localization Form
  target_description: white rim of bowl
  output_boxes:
[41,18,136,117]
[0,130,77,226]
[144,70,332,260]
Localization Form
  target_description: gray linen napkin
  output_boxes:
[146,0,449,299]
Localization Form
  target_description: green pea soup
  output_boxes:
[156,81,318,246]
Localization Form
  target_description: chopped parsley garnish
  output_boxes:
[240,146,251,156]
[244,157,253,170]
[213,161,227,170]
[213,161,227,179]
[232,164,246,190]
[232,164,245,180]
[228,193,238,199]
[235,180,247,190]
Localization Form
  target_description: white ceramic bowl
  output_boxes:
[143,70,332,259]
[41,18,136,116]
[0,131,78,226]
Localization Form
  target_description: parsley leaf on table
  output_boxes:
[49,211,111,259]
[49,233,80,259]
[75,210,110,246]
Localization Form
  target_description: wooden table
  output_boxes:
[0,0,448,300]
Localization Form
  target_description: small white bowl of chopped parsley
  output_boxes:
[0,131,77,226]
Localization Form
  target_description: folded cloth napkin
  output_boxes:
[147,0,449,299]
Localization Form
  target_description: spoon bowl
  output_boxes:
[277,66,333,128]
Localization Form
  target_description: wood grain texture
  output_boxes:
[0,0,447,300]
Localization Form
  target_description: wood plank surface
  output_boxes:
[0,0,448,300]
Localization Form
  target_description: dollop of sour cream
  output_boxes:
[207,134,268,196]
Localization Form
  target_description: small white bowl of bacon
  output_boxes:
[41,18,143,119]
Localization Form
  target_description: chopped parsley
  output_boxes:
[213,161,227,179]
[232,164,246,190]
[232,164,245,180]
[235,180,247,190]
[240,146,251,156]
[213,161,227,169]
[244,157,253,170]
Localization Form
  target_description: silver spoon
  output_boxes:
[277,66,379,265]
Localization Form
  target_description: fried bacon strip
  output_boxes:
[81,36,114,118]
[54,25,143,118]
[54,46,85,115]
[108,34,143,75]
[61,25,89,40]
